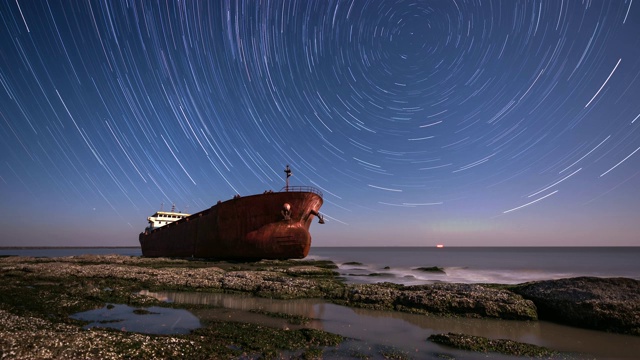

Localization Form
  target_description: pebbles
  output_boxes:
[0,309,198,359]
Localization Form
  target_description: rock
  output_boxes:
[344,283,401,310]
[220,270,326,299]
[413,266,445,273]
[512,277,640,335]
[428,332,559,357]
[1,255,537,320]
[396,283,537,320]
[339,282,537,320]
[284,265,337,278]
[367,272,394,277]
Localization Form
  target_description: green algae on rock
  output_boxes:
[428,332,561,358]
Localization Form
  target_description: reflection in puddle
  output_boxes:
[140,290,640,359]
[70,303,201,334]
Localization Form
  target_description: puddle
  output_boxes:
[139,290,640,359]
[70,303,201,334]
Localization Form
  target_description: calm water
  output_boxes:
[2,246,638,285]
[70,304,200,335]
[309,246,640,285]
[140,290,640,359]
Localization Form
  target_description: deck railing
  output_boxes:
[279,186,323,198]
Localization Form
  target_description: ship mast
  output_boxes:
[284,165,292,191]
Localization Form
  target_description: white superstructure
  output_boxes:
[145,210,190,231]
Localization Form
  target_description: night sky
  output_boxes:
[1,1,639,247]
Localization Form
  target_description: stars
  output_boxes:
[0,0,639,246]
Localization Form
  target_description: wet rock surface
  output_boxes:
[0,255,344,359]
[2,255,537,320]
[428,332,561,358]
[1,255,637,358]
[512,276,640,335]
[340,282,537,320]
[395,283,537,320]
[413,266,446,273]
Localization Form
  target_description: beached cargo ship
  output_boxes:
[139,166,324,260]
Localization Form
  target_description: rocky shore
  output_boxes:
[1,254,638,358]
[511,276,640,336]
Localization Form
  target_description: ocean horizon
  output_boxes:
[2,246,638,285]
[2,245,639,248]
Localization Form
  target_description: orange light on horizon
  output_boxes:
[436,244,444,248]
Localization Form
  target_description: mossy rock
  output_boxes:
[428,332,560,357]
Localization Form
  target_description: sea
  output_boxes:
[1,246,638,285]
[2,246,639,358]
[308,246,640,285]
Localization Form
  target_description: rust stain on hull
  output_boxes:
[139,189,323,260]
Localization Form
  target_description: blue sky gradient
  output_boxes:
[1,1,639,247]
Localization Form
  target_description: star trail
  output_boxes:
[1,0,639,247]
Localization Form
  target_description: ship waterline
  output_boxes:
[139,186,323,260]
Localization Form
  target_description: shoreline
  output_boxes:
[0,246,142,250]
[3,245,640,248]
[5,246,639,285]
[1,254,638,358]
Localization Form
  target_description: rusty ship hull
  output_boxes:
[139,187,323,260]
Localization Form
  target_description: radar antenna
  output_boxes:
[284,165,292,191]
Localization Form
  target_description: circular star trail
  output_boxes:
[1,0,639,246]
